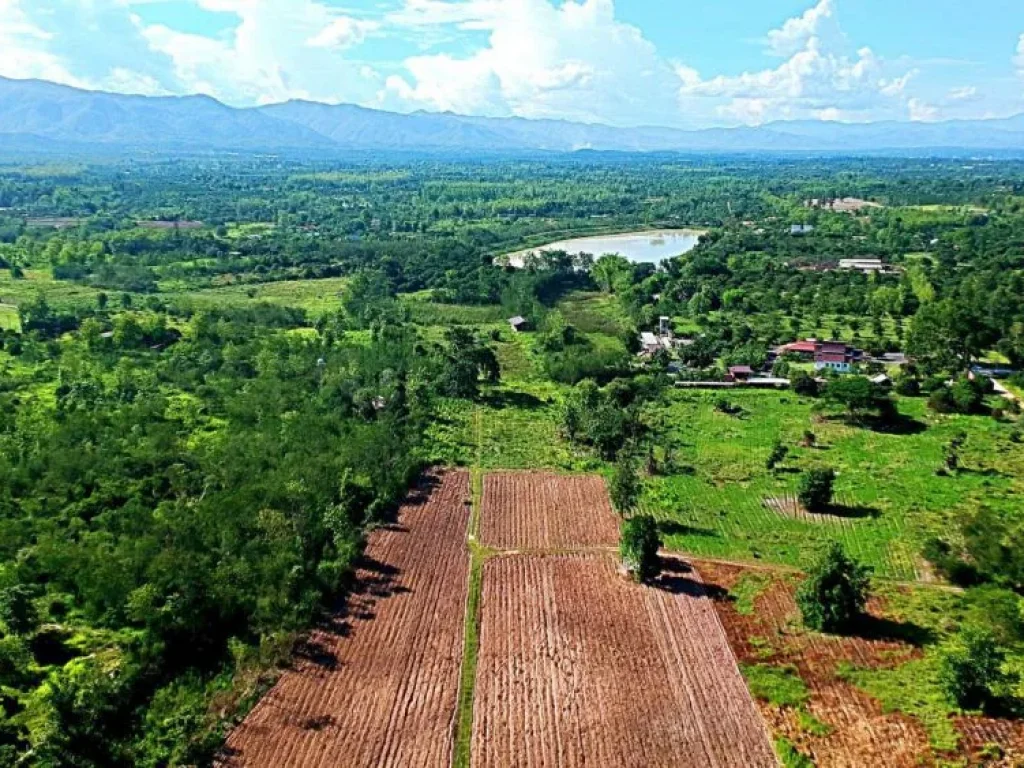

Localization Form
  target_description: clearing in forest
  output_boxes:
[218,470,471,768]
[479,471,619,550]
[471,552,778,768]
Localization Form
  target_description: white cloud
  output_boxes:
[675,1,920,125]
[307,17,378,50]
[139,0,381,105]
[0,0,1019,127]
[765,0,836,57]
[948,85,978,101]
[908,98,939,121]
[0,0,88,87]
[381,0,680,125]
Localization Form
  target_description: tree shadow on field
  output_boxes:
[294,636,341,671]
[483,390,546,410]
[651,557,730,601]
[402,473,442,508]
[848,613,935,647]
[657,520,718,539]
[862,413,928,436]
[821,503,881,520]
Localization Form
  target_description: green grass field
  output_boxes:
[641,390,1023,580]
[0,304,19,331]
[0,269,104,310]
[171,277,350,317]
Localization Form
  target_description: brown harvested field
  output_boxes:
[699,560,1024,767]
[479,472,619,550]
[471,553,778,768]
[219,470,471,768]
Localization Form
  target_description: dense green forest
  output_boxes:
[1,154,1024,765]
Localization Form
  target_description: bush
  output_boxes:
[894,375,921,397]
[938,625,1008,710]
[620,516,662,582]
[791,371,819,397]
[798,468,835,512]
[766,440,789,472]
[796,542,872,633]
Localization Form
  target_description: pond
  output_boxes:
[502,229,706,267]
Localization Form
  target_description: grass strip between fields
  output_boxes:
[453,409,488,768]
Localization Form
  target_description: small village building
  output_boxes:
[839,259,886,273]
[790,224,815,235]
[779,340,818,358]
[508,316,530,333]
[726,365,755,382]
[640,332,661,355]
[814,341,857,373]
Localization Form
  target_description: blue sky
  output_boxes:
[2,0,1022,127]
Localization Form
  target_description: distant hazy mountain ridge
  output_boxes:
[2,76,1023,154]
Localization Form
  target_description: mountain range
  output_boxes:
[2,76,1024,156]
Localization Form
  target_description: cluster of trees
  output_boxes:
[0,288,501,764]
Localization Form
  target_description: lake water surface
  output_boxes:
[503,229,706,267]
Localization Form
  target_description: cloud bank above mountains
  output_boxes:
[0,0,1021,129]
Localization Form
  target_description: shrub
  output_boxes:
[620,515,662,582]
[938,625,1008,710]
[796,542,872,633]
[894,376,921,397]
[798,468,835,512]
[766,440,789,472]
[791,371,819,397]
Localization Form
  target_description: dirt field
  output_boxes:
[471,553,778,768]
[700,561,1024,767]
[219,470,471,768]
[479,472,620,550]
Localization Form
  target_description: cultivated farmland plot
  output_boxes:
[219,470,471,768]
[471,553,778,768]
[479,471,620,550]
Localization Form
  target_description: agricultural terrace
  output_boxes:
[220,471,471,768]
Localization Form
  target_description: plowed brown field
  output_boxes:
[471,552,778,768]
[700,561,1024,767]
[218,470,471,768]
[479,472,619,550]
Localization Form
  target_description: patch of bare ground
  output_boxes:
[698,560,1024,767]
[471,552,778,768]
[479,471,620,550]
[217,470,471,768]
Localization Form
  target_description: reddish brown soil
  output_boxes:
[471,553,778,768]
[218,470,471,768]
[479,472,620,550]
[698,560,1024,767]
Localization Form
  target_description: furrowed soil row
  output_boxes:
[471,553,778,768]
[479,472,619,550]
[218,470,471,768]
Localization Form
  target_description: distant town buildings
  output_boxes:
[838,259,900,275]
